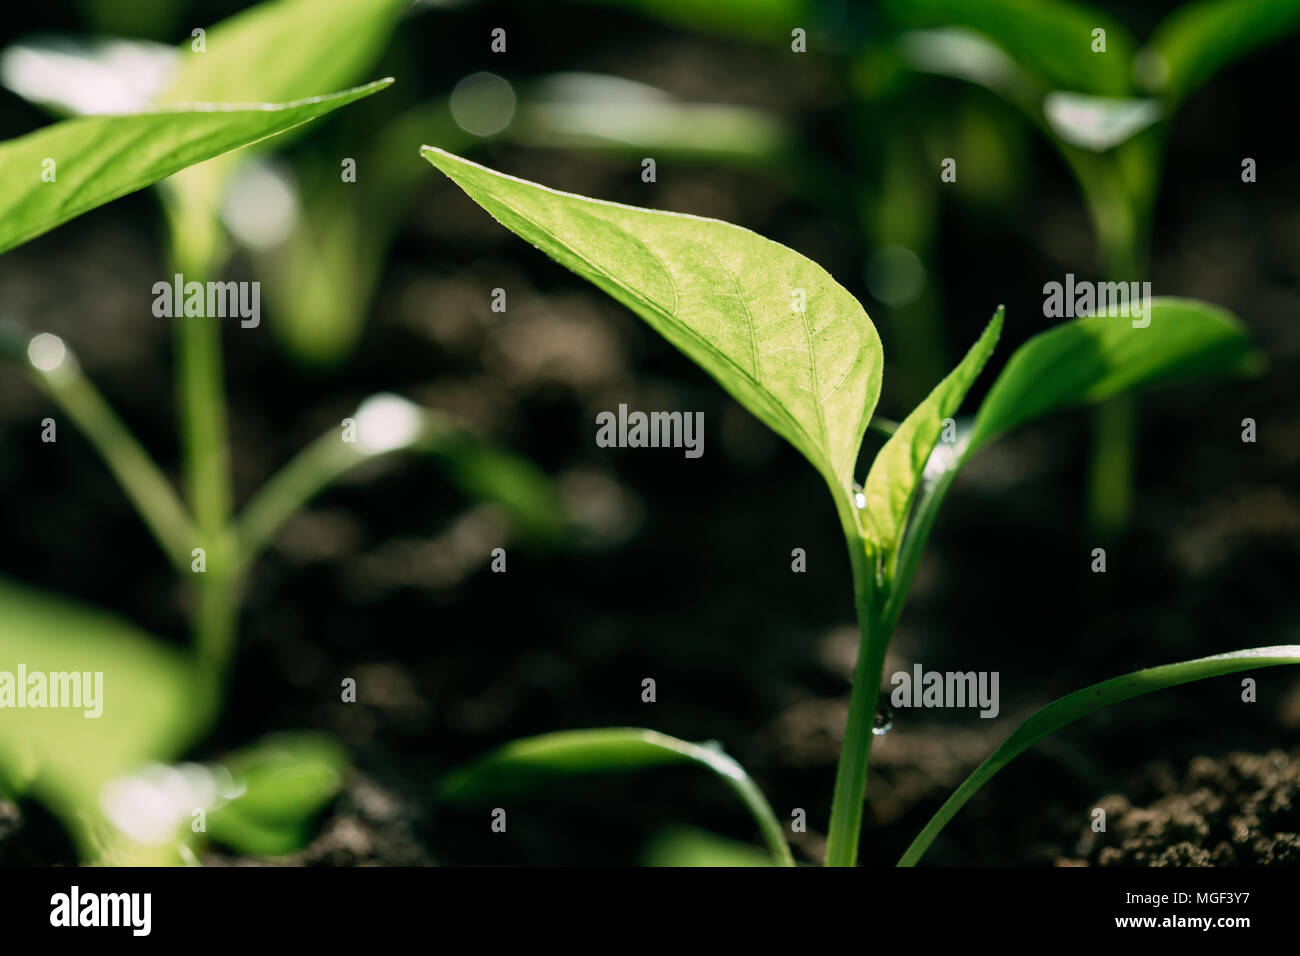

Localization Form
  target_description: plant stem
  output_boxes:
[823,495,888,867]
[16,348,196,570]
[166,198,238,695]
[1087,394,1136,539]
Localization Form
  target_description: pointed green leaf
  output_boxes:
[882,299,1261,633]
[969,298,1262,455]
[862,308,1001,555]
[1145,0,1300,103]
[421,146,882,493]
[0,80,392,256]
[159,0,407,106]
[900,645,1300,865]
[438,727,794,866]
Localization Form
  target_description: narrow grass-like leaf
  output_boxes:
[421,146,882,495]
[900,645,1300,866]
[968,298,1262,455]
[0,80,392,256]
[862,308,1001,556]
[438,727,794,866]
[1145,0,1300,103]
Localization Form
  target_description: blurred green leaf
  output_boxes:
[900,645,1300,865]
[206,732,348,856]
[156,0,407,265]
[439,727,794,866]
[882,0,1136,96]
[0,577,203,860]
[1042,91,1162,151]
[160,0,406,105]
[421,146,883,497]
[642,824,777,866]
[427,432,568,547]
[969,298,1262,454]
[862,308,1001,557]
[1145,0,1300,102]
[0,81,391,256]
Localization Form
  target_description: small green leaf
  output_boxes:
[206,732,348,856]
[900,645,1300,865]
[969,298,1262,455]
[1145,0,1300,103]
[862,308,1001,557]
[438,727,794,866]
[428,433,568,547]
[883,299,1261,633]
[421,146,882,495]
[0,80,392,256]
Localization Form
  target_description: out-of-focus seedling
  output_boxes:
[0,0,565,865]
[883,0,1300,535]
[421,147,1296,866]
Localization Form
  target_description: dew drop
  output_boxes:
[872,704,894,736]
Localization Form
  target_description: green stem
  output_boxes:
[167,198,237,692]
[1087,394,1136,539]
[1070,145,1153,540]
[823,493,888,867]
[14,346,196,571]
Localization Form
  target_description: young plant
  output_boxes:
[421,147,1296,866]
[0,37,558,862]
[883,0,1300,535]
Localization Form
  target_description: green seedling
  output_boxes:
[422,147,1293,866]
[883,0,1300,535]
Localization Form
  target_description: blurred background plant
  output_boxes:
[0,0,564,864]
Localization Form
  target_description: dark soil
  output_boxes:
[1063,750,1300,866]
